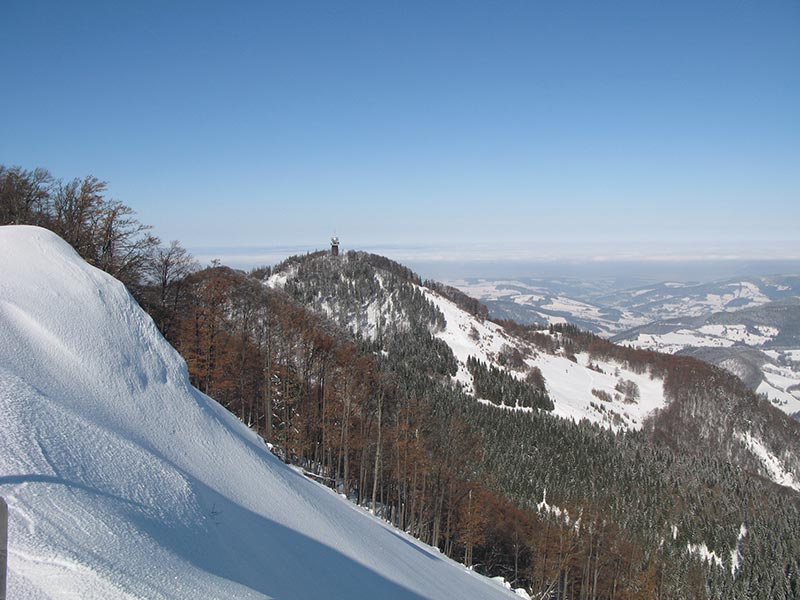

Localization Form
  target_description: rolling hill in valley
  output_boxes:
[0,226,520,600]
[613,300,800,419]
[448,276,650,335]
[453,276,800,415]
[453,275,800,336]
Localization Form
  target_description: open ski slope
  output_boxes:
[0,226,519,600]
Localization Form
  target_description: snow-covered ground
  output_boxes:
[422,289,667,431]
[628,330,736,354]
[453,277,793,338]
[0,226,518,600]
[684,523,748,577]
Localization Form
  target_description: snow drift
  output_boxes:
[0,226,517,600]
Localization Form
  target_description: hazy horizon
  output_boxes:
[189,241,800,285]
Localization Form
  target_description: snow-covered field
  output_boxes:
[452,277,797,339]
[0,226,519,600]
[757,365,800,417]
[628,330,736,354]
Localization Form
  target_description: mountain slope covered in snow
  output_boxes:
[453,275,800,421]
[0,226,519,600]
[267,252,670,431]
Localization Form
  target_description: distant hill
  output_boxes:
[613,300,800,419]
[454,274,800,336]
[454,275,800,415]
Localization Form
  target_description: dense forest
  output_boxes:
[3,164,800,599]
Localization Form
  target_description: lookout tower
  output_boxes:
[331,235,340,256]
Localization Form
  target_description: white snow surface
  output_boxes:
[630,324,780,355]
[731,524,748,577]
[757,362,800,417]
[627,324,800,417]
[0,226,517,600]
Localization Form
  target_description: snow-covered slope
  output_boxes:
[0,226,518,600]
[421,289,667,431]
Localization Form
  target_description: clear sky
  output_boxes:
[2,1,798,264]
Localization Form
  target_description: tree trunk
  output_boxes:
[371,386,383,516]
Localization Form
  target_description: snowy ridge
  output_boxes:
[421,288,668,430]
[0,226,517,600]
[269,265,408,341]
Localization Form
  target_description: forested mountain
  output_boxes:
[268,251,800,482]
[3,165,800,598]
[267,251,666,430]
[266,249,800,598]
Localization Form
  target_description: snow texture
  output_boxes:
[0,226,518,600]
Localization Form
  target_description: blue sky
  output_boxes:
[2,1,798,263]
